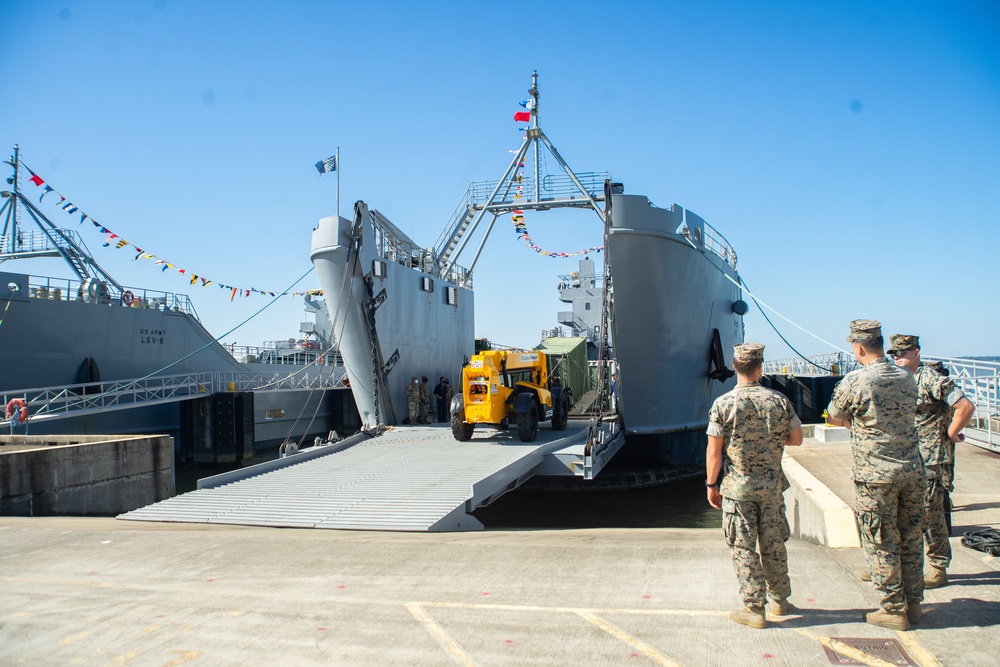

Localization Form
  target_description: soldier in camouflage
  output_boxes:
[405,376,420,424]
[826,320,926,631]
[707,342,803,629]
[888,334,975,589]
[419,376,431,424]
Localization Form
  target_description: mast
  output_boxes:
[0,146,123,291]
[439,71,606,278]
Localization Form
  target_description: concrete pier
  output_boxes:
[0,434,174,516]
[0,434,997,665]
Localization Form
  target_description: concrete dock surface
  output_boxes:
[2,438,998,666]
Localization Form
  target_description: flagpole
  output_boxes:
[336,146,340,219]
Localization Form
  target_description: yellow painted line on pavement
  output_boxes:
[124,625,161,641]
[161,649,202,666]
[109,651,140,665]
[405,603,475,667]
[895,630,942,667]
[577,611,682,667]
[59,631,91,645]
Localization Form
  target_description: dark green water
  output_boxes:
[473,479,720,530]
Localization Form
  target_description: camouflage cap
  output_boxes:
[846,319,882,344]
[887,333,920,354]
[733,342,765,363]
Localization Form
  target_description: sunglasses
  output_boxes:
[889,350,909,358]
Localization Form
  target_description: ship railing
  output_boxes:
[17,272,197,317]
[2,370,340,423]
[556,272,604,290]
[925,356,1000,453]
[227,342,345,367]
[0,227,87,257]
[762,352,856,377]
[433,172,609,271]
[468,172,609,209]
[369,208,473,288]
[702,222,738,272]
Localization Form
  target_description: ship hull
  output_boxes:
[310,210,474,427]
[0,271,343,455]
[606,194,743,464]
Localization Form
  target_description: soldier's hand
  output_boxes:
[949,432,965,443]
[707,487,722,509]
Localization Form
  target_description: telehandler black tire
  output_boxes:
[517,399,539,442]
[551,394,570,431]
[452,412,474,441]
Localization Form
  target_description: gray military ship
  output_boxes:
[309,72,744,467]
[0,146,347,455]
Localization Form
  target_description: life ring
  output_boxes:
[5,398,27,424]
[122,290,135,306]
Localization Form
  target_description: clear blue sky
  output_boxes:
[3,1,997,360]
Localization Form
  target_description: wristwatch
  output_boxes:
[705,480,719,488]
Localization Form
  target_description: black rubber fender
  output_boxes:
[450,393,465,415]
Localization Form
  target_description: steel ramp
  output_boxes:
[120,424,589,531]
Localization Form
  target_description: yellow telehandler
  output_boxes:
[450,349,571,442]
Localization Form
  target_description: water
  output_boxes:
[473,479,720,529]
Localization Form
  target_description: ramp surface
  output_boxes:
[120,424,587,531]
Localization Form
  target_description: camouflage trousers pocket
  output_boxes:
[855,493,882,545]
[722,497,739,548]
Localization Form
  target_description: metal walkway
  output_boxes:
[120,424,600,532]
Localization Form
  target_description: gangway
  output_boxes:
[1,370,338,427]
[119,422,624,531]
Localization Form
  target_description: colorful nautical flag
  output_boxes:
[315,155,337,174]
[513,111,531,123]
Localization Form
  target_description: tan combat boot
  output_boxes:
[925,566,948,589]
[865,609,910,631]
[769,598,791,616]
[730,606,767,629]
[906,603,921,625]
[859,570,872,582]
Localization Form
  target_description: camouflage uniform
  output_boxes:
[445,381,455,412]
[924,361,958,489]
[418,377,430,424]
[828,322,925,614]
[889,335,968,572]
[405,377,420,424]
[708,343,802,609]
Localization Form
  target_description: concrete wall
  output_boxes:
[0,435,174,516]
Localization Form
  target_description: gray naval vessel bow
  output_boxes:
[0,146,349,456]
[311,71,745,469]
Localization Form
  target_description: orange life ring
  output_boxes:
[122,290,135,306]
[5,398,27,423]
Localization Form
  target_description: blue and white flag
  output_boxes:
[315,155,337,174]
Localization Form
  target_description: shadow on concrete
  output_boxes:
[778,598,1000,629]
[921,599,1000,628]
[954,501,1000,512]
[934,571,1000,587]
[775,607,873,628]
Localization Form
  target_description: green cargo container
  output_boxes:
[535,337,591,406]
